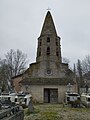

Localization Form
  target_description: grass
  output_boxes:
[24,104,90,120]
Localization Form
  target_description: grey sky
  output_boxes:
[0,0,90,68]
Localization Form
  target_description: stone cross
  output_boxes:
[46,8,51,11]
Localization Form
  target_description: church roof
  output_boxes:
[40,11,57,36]
[20,77,75,85]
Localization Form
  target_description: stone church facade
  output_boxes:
[13,11,77,103]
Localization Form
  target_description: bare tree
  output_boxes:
[0,59,9,91]
[82,55,90,74]
[81,55,90,90]
[5,49,27,78]
[77,59,83,87]
[0,49,27,91]
[73,64,76,78]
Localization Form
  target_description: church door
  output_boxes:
[44,88,58,103]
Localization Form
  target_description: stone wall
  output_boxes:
[22,84,77,103]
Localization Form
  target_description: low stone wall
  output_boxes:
[0,106,24,120]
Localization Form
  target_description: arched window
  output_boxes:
[56,39,58,46]
[47,37,50,42]
[56,48,59,56]
[39,48,41,56]
[39,51,41,56]
[47,47,50,55]
[56,52,59,56]
[39,39,42,46]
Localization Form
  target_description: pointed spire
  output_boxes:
[40,11,57,36]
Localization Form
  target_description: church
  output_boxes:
[13,11,77,103]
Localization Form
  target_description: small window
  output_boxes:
[56,39,58,46]
[39,51,41,56]
[56,42,58,46]
[47,47,50,55]
[47,37,50,42]
[56,52,59,56]
[40,42,41,46]
[38,48,41,56]
[56,48,59,56]
[39,39,42,46]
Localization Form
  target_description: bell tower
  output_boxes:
[36,11,62,64]
[28,11,68,78]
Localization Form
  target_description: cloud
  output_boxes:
[0,0,90,68]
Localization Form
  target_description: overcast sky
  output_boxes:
[0,0,90,68]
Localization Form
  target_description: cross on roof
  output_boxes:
[46,8,51,11]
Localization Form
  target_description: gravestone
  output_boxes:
[28,99,34,113]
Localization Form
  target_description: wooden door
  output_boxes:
[44,88,58,103]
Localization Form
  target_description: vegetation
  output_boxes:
[24,104,90,120]
[73,55,90,92]
[0,49,27,91]
[63,55,90,92]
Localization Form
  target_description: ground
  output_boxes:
[24,104,90,120]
